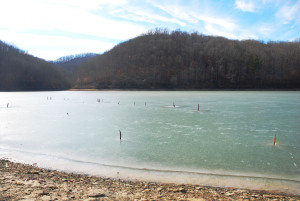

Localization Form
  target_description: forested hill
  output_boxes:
[0,41,70,91]
[1,31,300,91]
[74,30,300,89]
[53,53,97,73]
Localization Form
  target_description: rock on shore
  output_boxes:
[0,159,299,200]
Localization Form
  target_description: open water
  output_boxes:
[0,91,299,194]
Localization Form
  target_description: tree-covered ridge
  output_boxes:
[53,53,98,73]
[0,41,70,91]
[1,30,300,91]
[75,30,300,89]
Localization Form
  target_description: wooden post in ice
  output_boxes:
[273,134,276,146]
[198,104,199,111]
[119,130,122,140]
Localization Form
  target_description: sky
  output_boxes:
[0,0,299,60]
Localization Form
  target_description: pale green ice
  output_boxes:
[1,91,299,193]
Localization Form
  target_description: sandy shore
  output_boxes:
[1,159,299,201]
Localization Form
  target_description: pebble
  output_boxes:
[89,193,106,198]
[225,192,235,196]
[157,187,163,191]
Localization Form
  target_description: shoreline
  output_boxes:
[0,88,299,92]
[68,88,300,92]
[1,159,299,200]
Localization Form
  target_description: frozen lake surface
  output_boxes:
[0,91,299,194]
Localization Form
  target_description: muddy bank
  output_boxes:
[0,159,299,200]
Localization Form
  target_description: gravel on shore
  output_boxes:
[1,159,299,201]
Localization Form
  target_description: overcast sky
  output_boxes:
[0,0,299,60]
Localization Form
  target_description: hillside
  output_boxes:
[1,31,300,91]
[74,30,300,89]
[0,41,70,91]
[53,53,97,73]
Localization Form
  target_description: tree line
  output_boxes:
[74,30,300,89]
[53,53,97,73]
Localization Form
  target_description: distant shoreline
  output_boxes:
[1,159,299,200]
[68,88,300,91]
[0,88,299,92]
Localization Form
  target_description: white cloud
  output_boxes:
[0,0,148,59]
[150,2,199,24]
[235,0,256,12]
[0,0,146,40]
[65,0,128,10]
[114,7,186,26]
[203,22,258,40]
[257,25,273,36]
[0,30,116,60]
[204,24,238,39]
[276,1,300,24]
[194,15,237,31]
[148,1,245,39]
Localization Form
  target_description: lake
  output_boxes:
[0,91,299,194]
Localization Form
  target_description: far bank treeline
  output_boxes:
[74,30,300,89]
[1,30,300,91]
[0,41,70,91]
